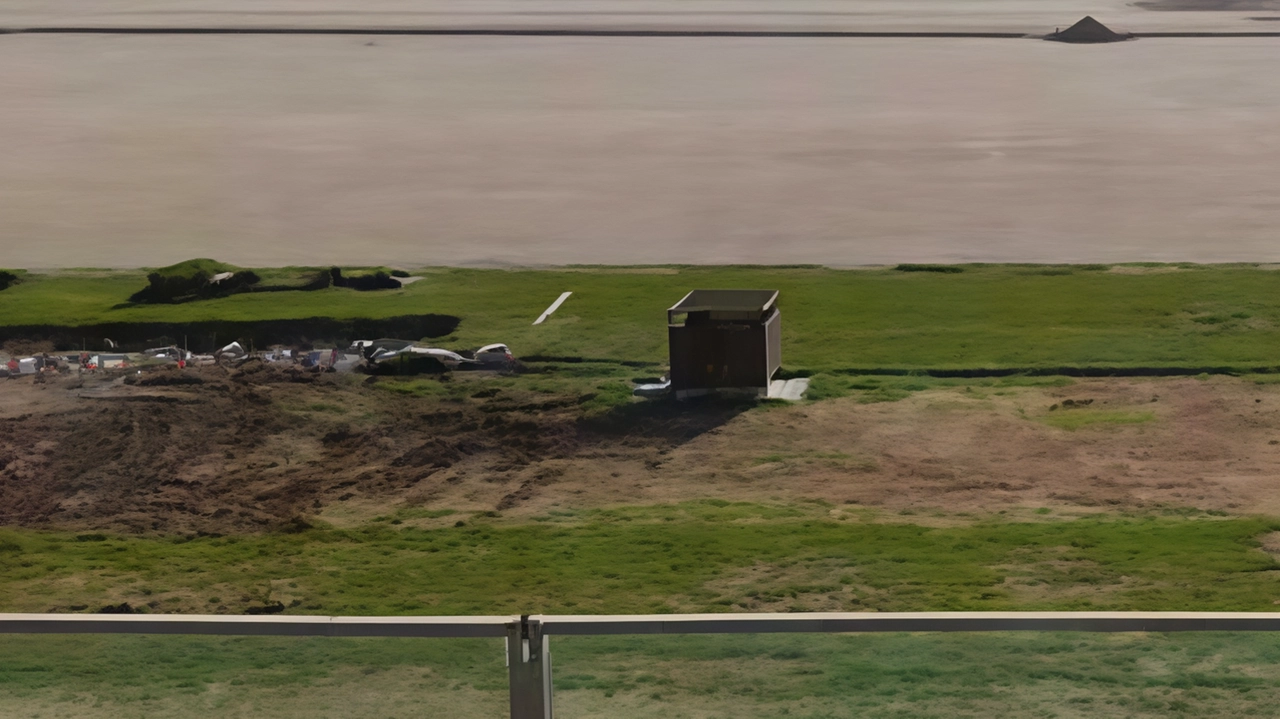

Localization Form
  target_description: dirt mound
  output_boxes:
[1046,17,1134,43]
[133,367,205,387]
[228,358,320,384]
[125,263,405,305]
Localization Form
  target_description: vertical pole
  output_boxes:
[507,615,553,719]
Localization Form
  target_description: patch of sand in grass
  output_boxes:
[8,568,192,614]
[149,581,262,614]
[1257,531,1280,562]
[698,559,864,612]
[996,559,1144,606]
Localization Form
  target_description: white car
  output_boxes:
[142,346,191,362]
[474,343,514,368]
[351,338,413,358]
[404,347,472,369]
[215,341,246,359]
[373,345,473,370]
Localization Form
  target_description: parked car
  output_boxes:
[473,343,515,370]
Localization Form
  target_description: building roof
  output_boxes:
[668,289,778,314]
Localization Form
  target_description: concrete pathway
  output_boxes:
[768,377,809,401]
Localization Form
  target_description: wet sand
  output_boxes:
[3,34,1280,267]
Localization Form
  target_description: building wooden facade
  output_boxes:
[667,289,781,399]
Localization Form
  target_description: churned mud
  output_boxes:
[4,367,1280,534]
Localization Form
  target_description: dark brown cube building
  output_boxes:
[667,289,781,399]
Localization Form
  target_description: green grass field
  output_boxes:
[2,506,1277,615]
[12,506,1280,716]
[5,263,1280,370]
[4,631,1280,718]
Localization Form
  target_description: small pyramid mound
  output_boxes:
[1046,16,1134,43]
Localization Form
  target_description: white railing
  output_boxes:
[7,611,1280,718]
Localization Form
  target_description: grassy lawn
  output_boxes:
[2,505,1278,615]
[4,263,1280,370]
[4,631,1280,718]
[0,635,506,719]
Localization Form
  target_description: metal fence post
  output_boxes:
[507,615,553,719]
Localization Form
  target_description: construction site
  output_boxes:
[6,1,1280,716]
[5,361,1280,538]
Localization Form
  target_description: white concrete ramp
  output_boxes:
[767,378,809,401]
[533,292,573,325]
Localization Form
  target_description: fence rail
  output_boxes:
[9,610,1280,636]
[7,611,1280,717]
[0,613,510,637]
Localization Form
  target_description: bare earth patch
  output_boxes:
[4,372,1280,534]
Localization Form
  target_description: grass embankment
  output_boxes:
[5,264,1280,371]
[1,505,1277,615]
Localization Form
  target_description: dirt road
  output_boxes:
[3,0,1273,33]
[4,33,1280,268]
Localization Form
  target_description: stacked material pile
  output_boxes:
[1046,16,1135,43]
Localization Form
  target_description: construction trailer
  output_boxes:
[667,289,781,399]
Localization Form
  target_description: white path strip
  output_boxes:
[533,292,573,325]
[9,612,1280,637]
[768,378,810,401]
